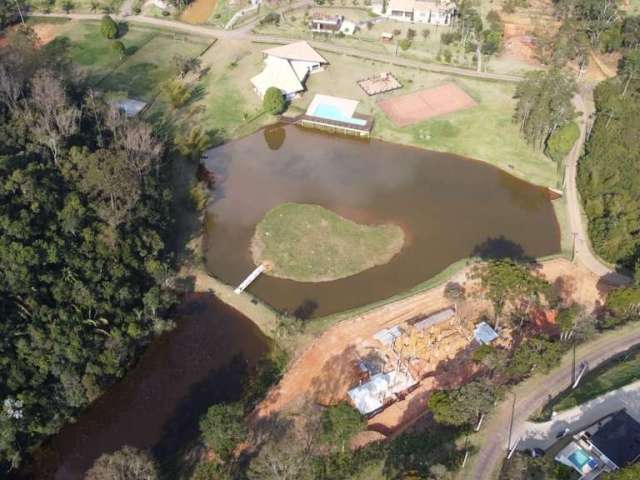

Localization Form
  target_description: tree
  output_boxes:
[428,381,499,426]
[173,54,202,79]
[513,69,577,151]
[100,15,118,39]
[86,446,159,480]
[421,28,431,40]
[163,80,190,108]
[26,69,81,165]
[620,49,640,96]
[320,403,366,452]
[61,0,74,13]
[263,87,286,115]
[0,36,175,467]
[178,126,210,162]
[577,79,640,270]
[199,403,247,462]
[507,336,565,379]
[473,259,551,330]
[112,40,126,60]
[545,121,580,163]
[602,463,640,479]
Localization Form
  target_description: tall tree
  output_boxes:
[513,69,577,151]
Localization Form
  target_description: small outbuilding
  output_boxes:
[348,369,417,416]
[474,322,498,345]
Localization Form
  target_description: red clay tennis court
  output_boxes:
[378,83,477,127]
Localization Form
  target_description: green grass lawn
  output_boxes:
[26,0,123,13]
[546,348,640,413]
[252,203,405,282]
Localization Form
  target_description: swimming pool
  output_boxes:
[568,448,598,471]
[311,103,368,126]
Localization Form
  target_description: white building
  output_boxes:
[384,0,454,25]
[251,41,327,100]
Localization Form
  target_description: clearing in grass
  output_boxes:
[251,203,405,282]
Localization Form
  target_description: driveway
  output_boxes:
[518,379,640,451]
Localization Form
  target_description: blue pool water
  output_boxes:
[568,449,593,470]
[312,103,367,126]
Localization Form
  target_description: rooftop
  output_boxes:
[263,41,327,64]
[591,410,640,468]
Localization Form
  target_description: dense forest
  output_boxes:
[578,58,640,274]
[0,27,175,470]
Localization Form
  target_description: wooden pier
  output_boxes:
[234,264,266,294]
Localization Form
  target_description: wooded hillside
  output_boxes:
[0,28,175,469]
[578,79,640,273]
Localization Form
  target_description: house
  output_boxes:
[385,0,454,25]
[555,410,640,478]
[250,41,328,100]
[309,15,343,33]
[371,0,384,15]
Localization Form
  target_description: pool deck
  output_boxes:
[296,112,374,137]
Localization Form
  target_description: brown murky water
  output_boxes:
[203,124,561,318]
[37,294,268,480]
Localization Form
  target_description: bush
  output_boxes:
[443,49,452,62]
[263,87,286,115]
[606,286,640,320]
[545,122,580,163]
[399,38,412,51]
[190,182,208,211]
[111,40,126,59]
[100,15,118,39]
[133,6,141,14]
[440,32,460,45]
[259,12,281,26]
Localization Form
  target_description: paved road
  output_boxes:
[468,324,640,480]
[35,13,523,82]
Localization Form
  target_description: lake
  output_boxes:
[203,124,560,318]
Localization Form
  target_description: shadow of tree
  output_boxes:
[293,299,319,320]
[471,236,534,262]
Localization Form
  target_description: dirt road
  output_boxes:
[34,13,524,82]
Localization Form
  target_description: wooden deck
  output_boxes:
[296,112,374,137]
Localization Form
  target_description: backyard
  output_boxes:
[286,49,558,188]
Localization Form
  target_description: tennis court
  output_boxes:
[378,83,477,127]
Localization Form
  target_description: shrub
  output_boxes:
[545,122,580,163]
[111,40,126,59]
[133,6,141,14]
[406,28,416,39]
[263,87,286,115]
[259,12,281,26]
[443,49,452,62]
[190,182,208,211]
[62,0,74,13]
[440,32,460,45]
[100,15,118,39]
[399,38,412,51]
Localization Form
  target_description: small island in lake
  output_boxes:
[251,203,405,282]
